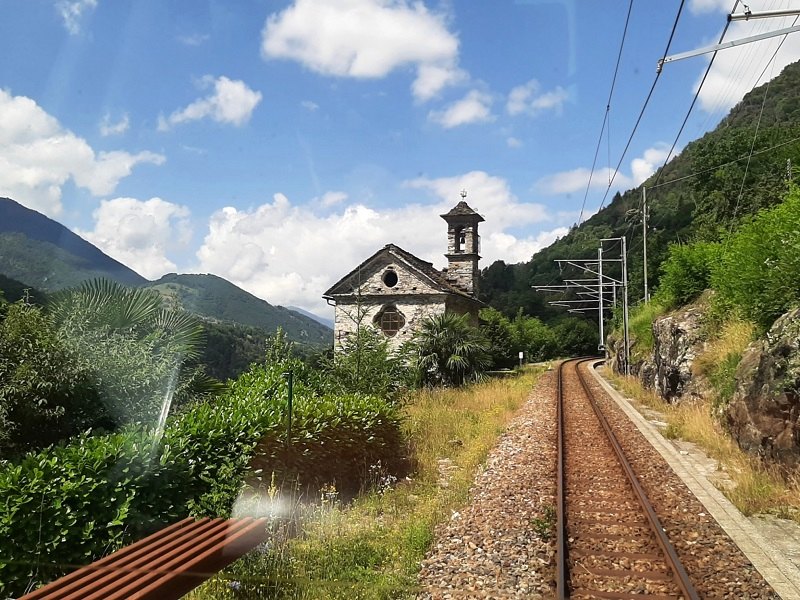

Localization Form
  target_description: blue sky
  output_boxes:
[2,0,799,315]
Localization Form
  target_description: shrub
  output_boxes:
[711,186,800,328]
[0,357,405,597]
[654,241,721,309]
[407,312,491,387]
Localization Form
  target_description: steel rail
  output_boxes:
[572,358,700,600]
[555,359,568,599]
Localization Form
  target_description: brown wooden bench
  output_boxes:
[19,517,269,600]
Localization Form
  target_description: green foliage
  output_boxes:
[552,317,600,357]
[711,186,800,327]
[45,279,217,428]
[479,307,516,369]
[317,327,407,401]
[0,300,105,457]
[0,350,405,597]
[144,273,332,348]
[654,242,721,309]
[627,301,668,359]
[708,352,744,407]
[512,310,559,361]
[407,312,491,387]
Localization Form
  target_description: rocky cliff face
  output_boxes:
[607,301,706,402]
[726,308,800,470]
[651,304,706,402]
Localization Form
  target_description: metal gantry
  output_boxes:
[532,236,631,373]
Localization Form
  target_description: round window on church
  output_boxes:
[374,305,405,337]
[382,269,398,288]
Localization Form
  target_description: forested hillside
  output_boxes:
[480,60,800,319]
[144,273,331,349]
[0,198,147,290]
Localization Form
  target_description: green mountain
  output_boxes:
[0,197,147,291]
[481,59,800,319]
[144,273,332,349]
[0,198,332,353]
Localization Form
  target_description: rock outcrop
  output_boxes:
[726,308,800,470]
[607,300,706,402]
[651,303,706,402]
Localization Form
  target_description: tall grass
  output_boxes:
[607,372,800,520]
[187,368,545,599]
[627,301,667,360]
[693,319,756,407]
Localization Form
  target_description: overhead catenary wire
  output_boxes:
[596,0,687,214]
[577,0,634,225]
[644,6,799,235]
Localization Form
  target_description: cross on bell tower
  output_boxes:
[441,192,484,296]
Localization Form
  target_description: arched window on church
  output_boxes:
[374,305,405,337]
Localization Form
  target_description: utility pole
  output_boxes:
[788,158,793,187]
[642,186,649,303]
[621,236,630,376]
[598,246,605,352]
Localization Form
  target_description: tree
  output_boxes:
[0,299,104,457]
[479,307,516,369]
[318,326,406,400]
[46,279,219,427]
[407,312,491,387]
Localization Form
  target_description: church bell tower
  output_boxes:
[441,190,484,296]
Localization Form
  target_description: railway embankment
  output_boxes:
[607,298,800,472]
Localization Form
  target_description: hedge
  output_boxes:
[0,361,405,597]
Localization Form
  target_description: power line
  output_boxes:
[577,0,634,225]
[649,9,735,190]
[596,0,688,213]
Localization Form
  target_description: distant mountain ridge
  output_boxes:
[0,197,332,348]
[145,273,332,347]
[0,197,147,290]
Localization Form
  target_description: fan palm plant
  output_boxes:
[408,312,491,387]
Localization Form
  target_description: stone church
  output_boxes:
[323,196,484,350]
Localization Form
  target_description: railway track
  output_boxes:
[556,358,700,600]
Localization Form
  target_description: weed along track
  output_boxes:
[557,358,698,599]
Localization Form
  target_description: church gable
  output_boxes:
[324,244,457,299]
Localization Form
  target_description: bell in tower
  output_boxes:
[440,190,484,296]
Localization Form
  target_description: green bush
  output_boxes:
[627,301,668,359]
[654,241,721,309]
[0,357,405,597]
[711,186,800,327]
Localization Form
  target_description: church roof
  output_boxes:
[440,201,484,221]
[322,243,478,301]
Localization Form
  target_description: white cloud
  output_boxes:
[535,168,625,196]
[696,8,800,113]
[56,0,97,35]
[158,76,262,130]
[177,33,209,46]
[507,136,523,148]
[195,172,558,313]
[99,113,129,136]
[317,191,348,207]
[429,90,493,128]
[507,79,569,116]
[0,89,164,217]
[301,100,319,111]
[689,0,732,14]
[630,144,673,185]
[412,64,467,102]
[534,144,673,195]
[261,0,463,101]
[76,197,192,280]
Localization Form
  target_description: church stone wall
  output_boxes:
[334,296,447,352]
